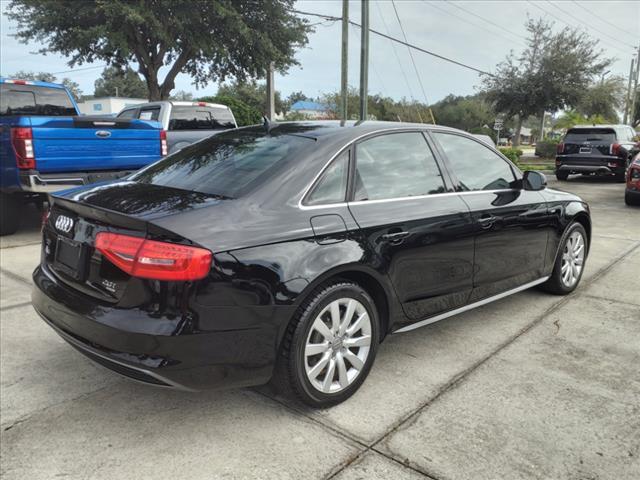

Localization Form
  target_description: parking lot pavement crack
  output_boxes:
[0,267,32,286]
[581,293,640,308]
[0,300,33,313]
[0,381,119,432]
[364,240,640,460]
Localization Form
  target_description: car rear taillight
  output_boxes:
[557,142,564,154]
[95,232,212,281]
[610,143,621,156]
[11,127,36,169]
[160,130,168,156]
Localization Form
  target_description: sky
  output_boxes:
[1,0,639,104]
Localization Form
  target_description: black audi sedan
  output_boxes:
[32,121,591,407]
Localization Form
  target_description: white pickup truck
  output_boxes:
[117,101,237,154]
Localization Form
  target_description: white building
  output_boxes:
[77,97,147,115]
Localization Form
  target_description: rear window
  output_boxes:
[168,106,235,131]
[131,128,312,198]
[0,83,76,116]
[564,128,616,144]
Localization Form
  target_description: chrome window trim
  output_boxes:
[298,127,438,210]
[298,126,519,211]
[299,188,519,210]
[394,276,550,334]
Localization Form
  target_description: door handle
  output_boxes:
[478,215,497,229]
[381,231,410,242]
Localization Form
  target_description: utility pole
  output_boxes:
[340,0,349,122]
[624,58,635,125]
[539,111,546,141]
[629,45,640,127]
[266,61,275,121]
[359,0,369,121]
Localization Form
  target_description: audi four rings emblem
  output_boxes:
[55,215,74,233]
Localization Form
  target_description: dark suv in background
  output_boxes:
[555,125,638,182]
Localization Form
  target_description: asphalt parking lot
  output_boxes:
[1,177,639,480]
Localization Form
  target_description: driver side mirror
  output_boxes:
[523,170,547,191]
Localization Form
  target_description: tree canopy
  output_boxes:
[94,66,148,98]
[8,0,311,100]
[482,18,612,144]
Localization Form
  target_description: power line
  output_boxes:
[291,9,494,77]
[390,0,434,122]
[50,64,107,75]
[374,2,417,101]
[525,0,634,55]
[420,0,528,49]
[570,0,639,40]
[545,0,636,49]
[443,0,529,43]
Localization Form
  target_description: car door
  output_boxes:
[347,131,475,324]
[431,131,551,302]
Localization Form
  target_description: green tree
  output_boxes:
[576,76,625,122]
[217,79,285,115]
[199,95,261,127]
[430,94,497,134]
[284,91,311,111]
[8,70,82,100]
[482,18,611,145]
[9,0,311,101]
[94,66,147,98]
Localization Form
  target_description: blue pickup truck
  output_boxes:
[0,78,165,235]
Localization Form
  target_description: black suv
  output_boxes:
[555,125,638,182]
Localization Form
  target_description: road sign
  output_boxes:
[493,121,503,131]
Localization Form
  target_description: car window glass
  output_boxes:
[132,128,313,198]
[306,150,349,205]
[354,132,445,201]
[118,109,136,119]
[0,84,76,116]
[169,106,236,131]
[433,132,515,191]
[139,108,160,121]
[564,128,616,143]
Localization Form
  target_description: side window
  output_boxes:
[118,109,136,119]
[139,107,161,121]
[433,133,516,191]
[305,150,349,206]
[354,132,445,201]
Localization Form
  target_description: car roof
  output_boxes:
[0,77,66,89]
[244,120,461,141]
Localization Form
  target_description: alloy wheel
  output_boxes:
[561,230,585,288]
[304,298,372,394]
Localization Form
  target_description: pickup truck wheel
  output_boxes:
[0,193,21,236]
[556,171,569,181]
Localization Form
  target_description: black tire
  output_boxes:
[540,222,588,295]
[0,193,21,236]
[626,191,640,206]
[272,281,380,408]
[556,171,569,181]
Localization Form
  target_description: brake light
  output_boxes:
[197,102,206,106]
[11,127,36,169]
[610,143,621,156]
[160,130,168,156]
[6,79,31,85]
[556,142,564,154]
[95,232,212,281]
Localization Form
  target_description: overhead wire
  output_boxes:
[390,0,435,123]
[419,0,528,49]
[570,0,639,40]
[291,9,494,77]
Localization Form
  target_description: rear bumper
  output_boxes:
[555,156,626,175]
[19,170,135,193]
[32,263,293,391]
